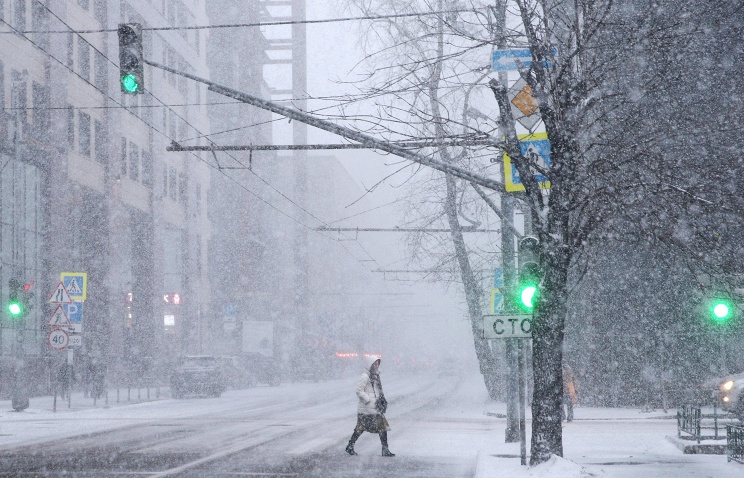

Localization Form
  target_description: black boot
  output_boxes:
[346,430,362,455]
[345,442,357,455]
[380,431,395,456]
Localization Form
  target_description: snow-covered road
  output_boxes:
[0,369,741,477]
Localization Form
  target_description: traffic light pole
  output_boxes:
[142,59,504,192]
[502,194,520,443]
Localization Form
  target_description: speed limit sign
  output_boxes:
[48,329,69,350]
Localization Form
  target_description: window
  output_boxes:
[168,110,176,138]
[94,120,106,164]
[168,168,176,200]
[129,142,139,181]
[120,137,127,177]
[178,117,187,138]
[66,106,74,146]
[0,61,5,111]
[94,51,106,90]
[12,0,26,32]
[31,1,49,49]
[78,40,90,82]
[11,70,27,129]
[93,0,106,22]
[78,112,91,156]
[141,149,153,188]
[178,172,187,204]
[66,34,74,68]
[163,169,169,196]
[31,81,50,136]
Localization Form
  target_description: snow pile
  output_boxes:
[527,455,594,478]
[475,453,596,478]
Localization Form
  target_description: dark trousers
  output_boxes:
[349,428,389,447]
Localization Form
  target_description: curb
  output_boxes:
[665,435,727,455]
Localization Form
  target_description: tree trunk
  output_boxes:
[443,173,501,399]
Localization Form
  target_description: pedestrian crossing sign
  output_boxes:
[60,272,87,301]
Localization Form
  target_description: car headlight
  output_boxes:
[722,380,734,391]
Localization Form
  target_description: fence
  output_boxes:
[677,404,738,443]
[728,424,744,464]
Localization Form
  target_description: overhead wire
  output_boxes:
[1,7,381,272]
[7,0,384,269]
[8,9,473,35]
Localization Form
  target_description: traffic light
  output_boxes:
[118,23,144,94]
[710,298,733,323]
[7,279,23,319]
[517,236,541,310]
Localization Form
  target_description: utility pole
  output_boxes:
[292,0,311,375]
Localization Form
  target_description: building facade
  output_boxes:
[0,0,212,396]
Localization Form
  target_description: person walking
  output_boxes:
[562,363,578,422]
[345,356,394,457]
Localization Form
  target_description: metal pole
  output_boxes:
[502,192,519,443]
[518,339,527,465]
[143,59,504,192]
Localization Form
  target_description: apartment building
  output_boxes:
[0,0,212,395]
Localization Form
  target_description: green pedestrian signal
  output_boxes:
[711,299,732,322]
[121,74,140,93]
[517,237,541,311]
[8,301,22,317]
[520,285,537,309]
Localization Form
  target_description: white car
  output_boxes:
[708,371,744,419]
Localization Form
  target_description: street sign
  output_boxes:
[490,289,505,314]
[61,272,87,301]
[491,47,558,71]
[494,268,504,289]
[509,78,541,130]
[484,314,533,339]
[49,281,73,304]
[48,329,69,350]
[63,301,83,333]
[492,48,534,71]
[48,305,73,329]
[68,334,82,348]
[504,132,551,192]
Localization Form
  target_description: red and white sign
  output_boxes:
[48,282,73,304]
[48,329,69,350]
[48,305,72,329]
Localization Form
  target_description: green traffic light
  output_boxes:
[8,302,22,317]
[121,74,140,93]
[712,302,731,321]
[520,285,537,309]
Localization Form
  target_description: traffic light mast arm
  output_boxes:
[143,59,505,192]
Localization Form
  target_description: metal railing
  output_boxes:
[677,404,737,443]
[728,424,744,464]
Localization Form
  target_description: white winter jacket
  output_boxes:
[356,356,383,415]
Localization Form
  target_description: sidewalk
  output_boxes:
[1,385,168,414]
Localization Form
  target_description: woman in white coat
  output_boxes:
[345,356,394,457]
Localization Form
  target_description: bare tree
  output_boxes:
[331,0,744,465]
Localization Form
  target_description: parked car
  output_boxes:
[706,370,744,420]
[170,355,226,398]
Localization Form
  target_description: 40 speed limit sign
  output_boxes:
[48,329,69,350]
